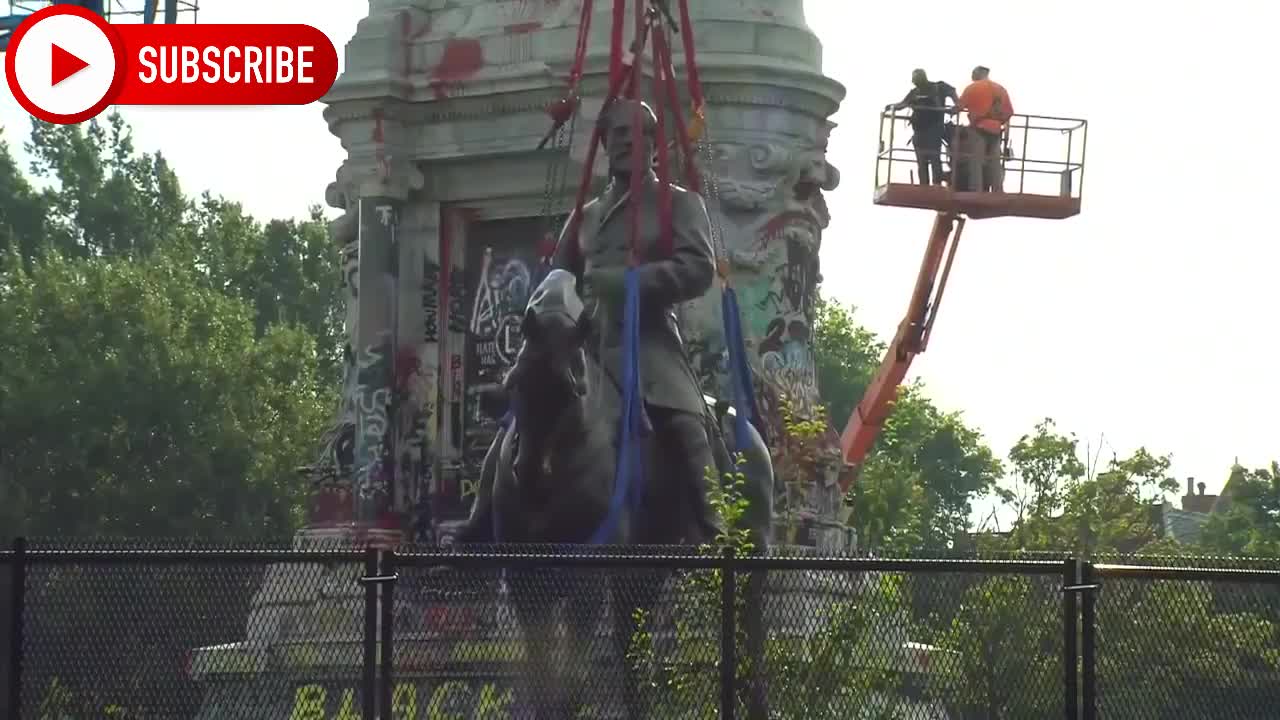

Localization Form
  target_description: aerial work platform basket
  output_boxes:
[873,109,1087,220]
[840,106,1088,484]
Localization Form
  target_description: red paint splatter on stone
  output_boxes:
[429,38,485,99]
[434,38,484,81]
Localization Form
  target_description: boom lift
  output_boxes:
[839,109,1088,491]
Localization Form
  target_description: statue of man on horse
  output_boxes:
[451,97,774,720]
[458,98,746,546]
[550,97,725,541]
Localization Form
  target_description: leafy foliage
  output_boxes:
[929,575,1061,718]
[813,297,1002,552]
[0,113,340,540]
[630,456,920,719]
[0,252,332,538]
[1201,463,1280,557]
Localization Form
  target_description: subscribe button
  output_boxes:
[4,4,338,125]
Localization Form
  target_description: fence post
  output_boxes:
[5,537,26,720]
[1062,558,1079,719]
[719,546,736,720]
[1080,561,1097,720]
[361,547,379,719]
[378,549,398,716]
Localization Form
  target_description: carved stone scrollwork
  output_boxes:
[689,136,840,426]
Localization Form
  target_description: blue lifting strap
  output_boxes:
[721,286,766,449]
[589,268,644,544]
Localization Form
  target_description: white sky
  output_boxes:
[2,1,1276,514]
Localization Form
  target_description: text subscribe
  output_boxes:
[112,24,338,105]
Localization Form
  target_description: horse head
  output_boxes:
[501,269,595,484]
[503,269,591,403]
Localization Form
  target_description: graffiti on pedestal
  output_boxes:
[423,259,440,344]
[468,247,533,381]
[353,333,394,503]
[286,677,515,718]
[679,130,844,540]
[460,218,545,496]
[689,135,840,425]
[393,342,435,543]
[448,271,468,334]
[758,316,817,419]
[423,256,469,344]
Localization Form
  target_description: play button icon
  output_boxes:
[51,44,91,87]
[4,4,125,124]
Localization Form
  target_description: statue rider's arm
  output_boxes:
[637,190,715,305]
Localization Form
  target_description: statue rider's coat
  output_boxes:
[551,170,715,416]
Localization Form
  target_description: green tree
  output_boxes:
[1095,578,1280,718]
[1201,462,1280,557]
[10,113,343,378]
[996,418,1178,554]
[0,252,333,538]
[813,298,1002,551]
[23,113,189,259]
[0,114,345,719]
[812,297,884,428]
[0,127,49,264]
[1002,417,1087,527]
[931,574,1061,719]
[183,196,344,378]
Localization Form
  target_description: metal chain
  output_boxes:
[536,104,581,256]
[695,127,728,273]
[539,121,569,225]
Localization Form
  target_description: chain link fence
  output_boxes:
[1091,554,1280,720]
[1,540,1277,719]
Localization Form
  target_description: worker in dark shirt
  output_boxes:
[888,69,958,186]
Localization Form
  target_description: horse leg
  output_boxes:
[511,572,568,719]
[611,569,667,720]
[562,577,607,717]
[454,425,506,545]
[742,567,770,720]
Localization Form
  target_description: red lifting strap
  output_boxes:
[542,0,594,145]
[608,0,626,89]
[626,0,645,266]
[546,0,709,267]
[568,0,594,89]
[651,23,674,257]
[555,0,651,269]
[676,0,705,112]
[652,26,700,194]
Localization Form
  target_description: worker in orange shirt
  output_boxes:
[958,66,1013,192]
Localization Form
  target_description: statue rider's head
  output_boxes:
[598,98,658,180]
